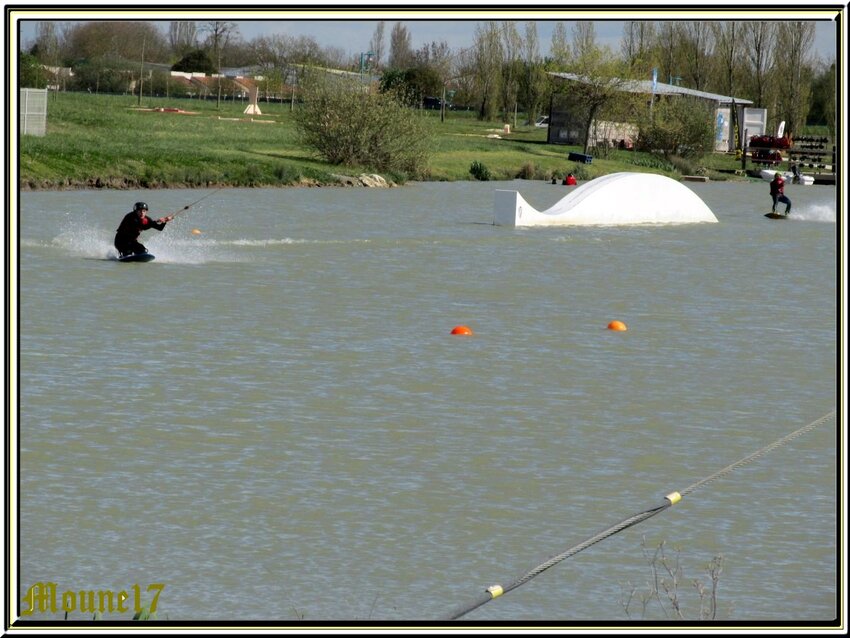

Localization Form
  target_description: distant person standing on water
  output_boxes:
[769,172,791,215]
[114,202,173,258]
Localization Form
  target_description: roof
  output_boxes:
[548,72,753,106]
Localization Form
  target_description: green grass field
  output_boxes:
[20,91,753,190]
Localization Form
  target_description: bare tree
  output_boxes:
[521,21,549,124]
[251,34,290,102]
[500,21,522,122]
[621,21,656,75]
[678,21,714,91]
[249,32,334,104]
[550,21,570,68]
[199,21,239,107]
[471,21,503,120]
[711,21,742,97]
[388,22,414,69]
[168,21,197,58]
[32,21,62,65]
[64,21,168,63]
[774,21,816,136]
[655,22,680,85]
[370,21,386,69]
[744,21,776,108]
[571,21,597,61]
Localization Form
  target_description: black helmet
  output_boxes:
[134,202,148,211]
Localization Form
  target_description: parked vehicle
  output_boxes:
[423,96,452,110]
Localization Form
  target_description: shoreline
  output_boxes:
[18,173,401,192]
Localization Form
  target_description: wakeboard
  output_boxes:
[764,213,789,220]
[117,252,156,263]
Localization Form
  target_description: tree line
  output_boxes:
[20,18,835,136]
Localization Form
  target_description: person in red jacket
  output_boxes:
[114,202,173,258]
[769,172,792,215]
[564,173,577,186]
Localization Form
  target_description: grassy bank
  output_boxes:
[20,91,747,190]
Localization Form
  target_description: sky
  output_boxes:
[14,9,839,64]
[229,19,838,62]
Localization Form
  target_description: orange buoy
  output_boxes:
[450,325,474,336]
[607,320,628,331]
[191,228,202,235]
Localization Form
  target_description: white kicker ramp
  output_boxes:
[494,172,718,227]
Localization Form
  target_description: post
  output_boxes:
[359,51,374,82]
[216,51,222,109]
[441,85,446,123]
[137,36,145,106]
[741,127,748,171]
[650,68,657,121]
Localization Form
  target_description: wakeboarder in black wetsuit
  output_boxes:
[114,202,173,258]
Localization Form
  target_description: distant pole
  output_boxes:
[441,85,446,123]
[216,51,222,109]
[650,67,657,120]
[360,51,374,83]
[137,36,145,106]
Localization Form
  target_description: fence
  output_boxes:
[20,88,48,136]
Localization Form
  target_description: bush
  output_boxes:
[516,162,538,180]
[667,154,702,176]
[469,160,491,181]
[293,75,434,177]
[569,164,592,180]
[628,153,675,172]
[637,96,715,159]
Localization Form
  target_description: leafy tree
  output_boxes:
[69,57,135,93]
[807,61,835,136]
[564,25,636,154]
[171,49,216,74]
[380,66,443,106]
[19,52,49,88]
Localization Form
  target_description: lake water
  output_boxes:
[15,178,839,625]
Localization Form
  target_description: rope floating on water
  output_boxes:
[444,410,836,621]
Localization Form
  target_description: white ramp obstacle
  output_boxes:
[494,172,718,227]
